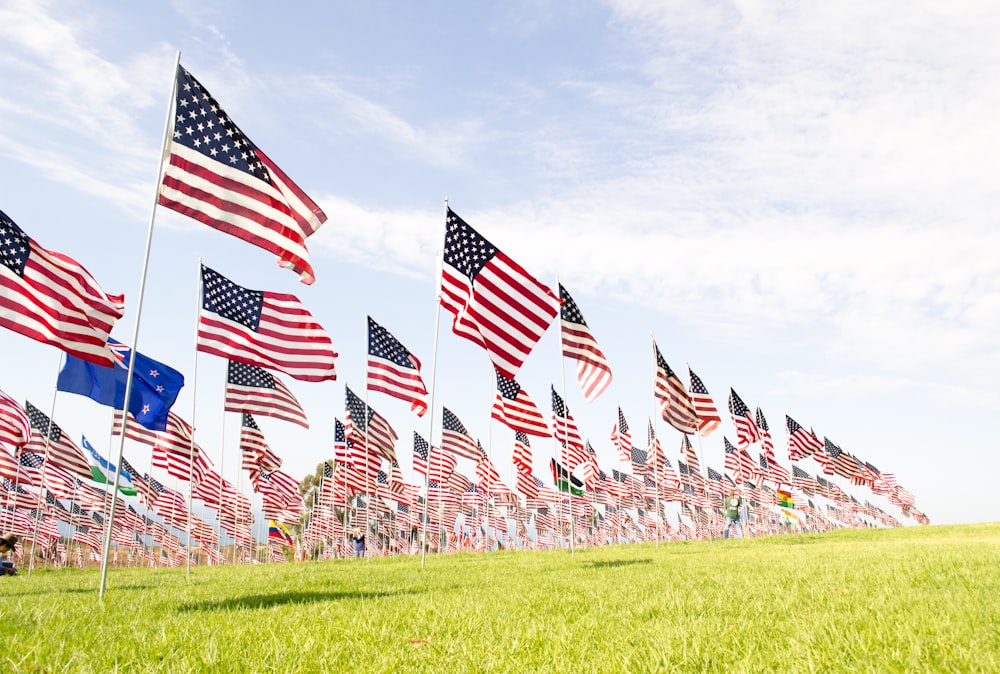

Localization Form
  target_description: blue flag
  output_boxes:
[57,338,184,431]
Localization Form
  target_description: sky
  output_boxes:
[1,0,998,528]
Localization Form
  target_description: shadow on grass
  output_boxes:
[177,588,426,612]
[585,559,652,569]
[0,585,97,598]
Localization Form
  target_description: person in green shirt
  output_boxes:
[723,489,744,539]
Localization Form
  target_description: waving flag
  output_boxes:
[652,340,698,435]
[24,401,91,479]
[785,415,823,461]
[344,387,398,463]
[0,209,124,366]
[0,388,30,449]
[559,283,612,402]
[225,360,308,428]
[512,432,532,473]
[438,208,559,379]
[80,435,136,496]
[551,387,588,471]
[57,338,184,432]
[441,407,481,461]
[198,265,337,382]
[158,65,326,284]
[611,407,631,463]
[491,369,550,437]
[727,388,760,449]
[687,367,721,437]
[268,520,295,547]
[366,316,428,417]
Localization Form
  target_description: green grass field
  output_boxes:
[0,523,997,673]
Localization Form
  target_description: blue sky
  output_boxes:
[1,0,998,528]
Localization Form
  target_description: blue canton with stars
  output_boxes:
[367,317,416,368]
[0,209,30,277]
[442,208,497,281]
[201,265,263,330]
[172,65,269,182]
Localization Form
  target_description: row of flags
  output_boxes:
[0,59,925,570]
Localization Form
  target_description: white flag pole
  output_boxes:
[98,50,180,600]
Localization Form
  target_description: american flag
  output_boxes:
[0,388,29,449]
[550,387,588,471]
[225,361,308,428]
[785,415,824,461]
[611,407,631,463]
[727,388,760,449]
[0,209,124,367]
[240,413,283,472]
[24,401,91,479]
[158,65,326,284]
[0,445,24,483]
[491,369,550,437]
[440,407,481,461]
[512,432,532,473]
[652,341,698,435]
[514,465,539,499]
[687,367,721,437]
[333,418,348,464]
[681,435,702,474]
[825,439,860,480]
[476,452,501,494]
[723,436,757,483]
[438,208,559,380]
[198,265,337,382]
[756,407,775,459]
[366,316,428,417]
[412,432,430,477]
[152,441,212,484]
[344,386,398,463]
[559,283,612,402]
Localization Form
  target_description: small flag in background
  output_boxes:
[687,367,721,437]
[197,265,337,382]
[268,520,294,547]
[652,341,698,435]
[80,435,137,496]
[0,388,30,449]
[438,208,559,380]
[559,284,612,402]
[0,208,124,366]
[550,458,585,497]
[225,360,308,429]
[158,64,327,284]
[728,388,760,449]
[491,369,550,437]
[24,401,92,479]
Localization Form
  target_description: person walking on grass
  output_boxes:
[723,489,744,539]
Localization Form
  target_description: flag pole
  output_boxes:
[420,198,446,568]
[555,276,575,558]
[184,258,205,577]
[99,49,180,600]
[27,352,65,576]
[362,384,372,561]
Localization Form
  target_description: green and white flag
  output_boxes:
[82,435,137,496]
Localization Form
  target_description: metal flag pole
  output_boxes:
[99,49,180,600]
[27,352,64,576]
[555,277,575,558]
[184,259,204,577]
[420,198,446,568]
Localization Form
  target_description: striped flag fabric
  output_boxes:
[0,388,30,449]
[756,407,775,459]
[225,360,308,428]
[24,401,91,479]
[687,367,721,437]
[727,388,760,449]
[412,432,430,477]
[158,64,327,285]
[0,209,124,367]
[438,208,559,380]
[441,407,481,461]
[491,369,551,437]
[559,283,612,402]
[550,387,588,471]
[785,415,824,461]
[611,407,631,463]
[652,341,698,435]
[198,265,337,382]
[366,316,427,417]
[344,386,398,463]
[240,413,283,472]
[512,432,532,473]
